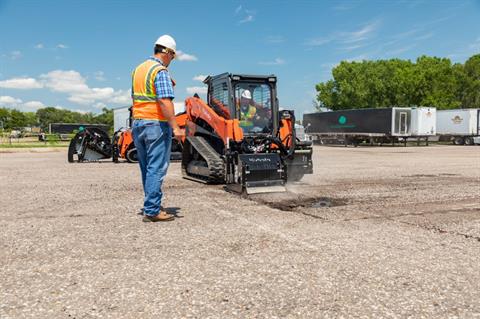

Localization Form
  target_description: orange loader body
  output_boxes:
[112,112,188,163]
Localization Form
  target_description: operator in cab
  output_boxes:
[238,90,257,132]
[238,89,272,133]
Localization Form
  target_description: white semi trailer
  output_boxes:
[411,107,436,136]
[409,107,436,145]
[437,109,480,145]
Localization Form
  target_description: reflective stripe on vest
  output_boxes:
[131,59,168,121]
[239,105,256,126]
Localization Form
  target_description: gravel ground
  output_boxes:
[1,145,479,318]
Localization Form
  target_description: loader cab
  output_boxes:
[205,73,279,135]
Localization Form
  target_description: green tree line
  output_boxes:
[316,54,480,111]
[0,107,113,131]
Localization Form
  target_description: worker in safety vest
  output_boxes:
[238,90,257,130]
[131,34,183,222]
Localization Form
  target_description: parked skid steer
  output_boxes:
[182,73,313,194]
[68,110,187,163]
[67,127,112,163]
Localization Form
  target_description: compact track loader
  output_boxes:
[182,73,313,194]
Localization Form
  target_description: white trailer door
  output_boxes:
[398,111,408,135]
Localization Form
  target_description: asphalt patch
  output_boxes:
[254,195,347,212]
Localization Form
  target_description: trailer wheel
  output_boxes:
[453,137,465,145]
[126,147,138,163]
[352,138,360,147]
[464,137,474,145]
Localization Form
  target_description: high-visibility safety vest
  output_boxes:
[239,105,256,127]
[131,59,168,121]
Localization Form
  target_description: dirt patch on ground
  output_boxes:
[251,194,348,211]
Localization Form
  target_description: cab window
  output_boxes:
[234,83,273,134]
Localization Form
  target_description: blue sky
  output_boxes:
[0,0,479,116]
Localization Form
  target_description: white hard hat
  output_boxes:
[155,34,177,53]
[241,90,252,99]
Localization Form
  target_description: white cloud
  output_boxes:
[0,95,23,106]
[0,77,43,89]
[305,20,380,48]
[259,58,285,65]
[341,20,380,44]
[236,6,255,24]
[56,44,68,49]
[34,43,44,49]
[40,70,89,93]
[0,96,46,110]
[70,108,89,114]
[239,14,254,24]
[109,90,131,105]
[340,43,369,52]
[176,50,198,62]
[192,74,207,82]
[320,62,339,70]
[186,86,208,95]
[93,102,107,109]
[0,69,130,110]
[40,70,130,105]
[94,71,106,81]
[22,101,45,110]
[67,87,116,104]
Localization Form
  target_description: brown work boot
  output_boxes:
[142,211,174,222]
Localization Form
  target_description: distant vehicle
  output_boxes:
[294,123,310,142]
[436,109,480,145]
[411,107,436,137]
[303,107,412,146]
[9,130,22,138]
[49,123,110,134]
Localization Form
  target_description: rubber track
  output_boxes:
[185,136,225,183]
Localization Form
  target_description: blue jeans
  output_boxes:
[132,120,172,216]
